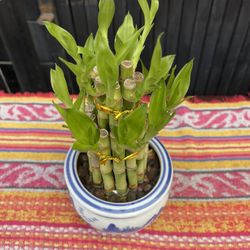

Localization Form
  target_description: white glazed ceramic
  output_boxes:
[64,137,173,233]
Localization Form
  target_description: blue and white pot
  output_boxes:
[64,137,173,233]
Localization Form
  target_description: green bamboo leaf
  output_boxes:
[78,34,96,66]
[44,22,80,63]
[140,60,149,78]
[137,34,175,95]
[168,59,193,106]
[143,111,175,144]
[96,46,118,105]
[150,33,164,72]
[166,65,176,97]
[161,55,175,79]
[50,65,72,108]
[150,0,159,20]
[98,0,115,40]
[117,104,147,147]
[138,55,174,95]
[145,78,176,143]
[114,36,123,56]
[94,30,109,52]
[54,103,100,146]
[115,13,135,52]
[138,0,150,19]
[77,77,96,96]
[132,0,159,69]
[157,55,175,80]
[53,101,67,118]
[72,141,98,151]
[84,33,95,52]
[154,111,175,136]
[85,58,97,76]
[78,46,91,56]
[115,28,143,64]
[73,89,85,110]
[59,57,82,76]
[59,56,96,90]
[149,79,167,127]
[78,48,96,71]
[114,13,143,63]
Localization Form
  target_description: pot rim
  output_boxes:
[64,137,173,219]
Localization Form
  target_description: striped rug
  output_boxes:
[0,92,249,249]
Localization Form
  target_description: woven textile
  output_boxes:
[0,92,249,249]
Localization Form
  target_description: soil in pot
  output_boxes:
[77,147,160,203]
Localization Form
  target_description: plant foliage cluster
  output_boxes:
[45,0,193,196]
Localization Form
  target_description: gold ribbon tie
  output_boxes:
[97,151,141,165]
[94,99,140,120]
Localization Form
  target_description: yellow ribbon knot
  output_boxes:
[96,151,140,165]
[94,99,140,120]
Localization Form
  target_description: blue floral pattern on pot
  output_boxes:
[104,207,164,233]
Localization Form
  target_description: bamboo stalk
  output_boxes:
[90,113,96,122]
[94,76,105,96]
[120,60,134,81]
[113,82,122,106]
[133,71,144,86]
[84,95,95,119]
[120,60,134,110]
[109,115,116,129]
[126,151,138,190]
[123,79,136,101]
[143,144,149,173]
[136,144,149,183]
[105,82,127,196]
[87,151,102,186]
[95,94,109,129]
[90,66,98,80]
[98,129,115,193]
[120,61,139,190]
[85,103,95,116]
[110,132,127,196]
[99,129,111,155]
[123,79,136,109]
[85,95,94,106]
[113,161,127,195]
[100,161,114,193]
[97,110,109,129]
[109,83,122,129]
[81,95,94,114]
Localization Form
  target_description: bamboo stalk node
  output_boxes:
[121,60,133,68]
[87,152,100,168]
[100,128,108,138]
[89,164,100,169]
[113,162,126,174]
[126,164,137,170]
[122,79,137,103]
[94,76,106,96]
[129,184,138,190]
[100,162,113,174]
[124,79,136,90]
[114,167,126,175]
[89,114,96,121]
[133,71,144,84]
[120,60,134,81]
[84,103,95,113]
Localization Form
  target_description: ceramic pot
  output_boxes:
[64,137,173,233]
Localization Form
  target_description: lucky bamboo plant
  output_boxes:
[45,0,193,198]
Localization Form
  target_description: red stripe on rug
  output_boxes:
[0,145,69,150]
